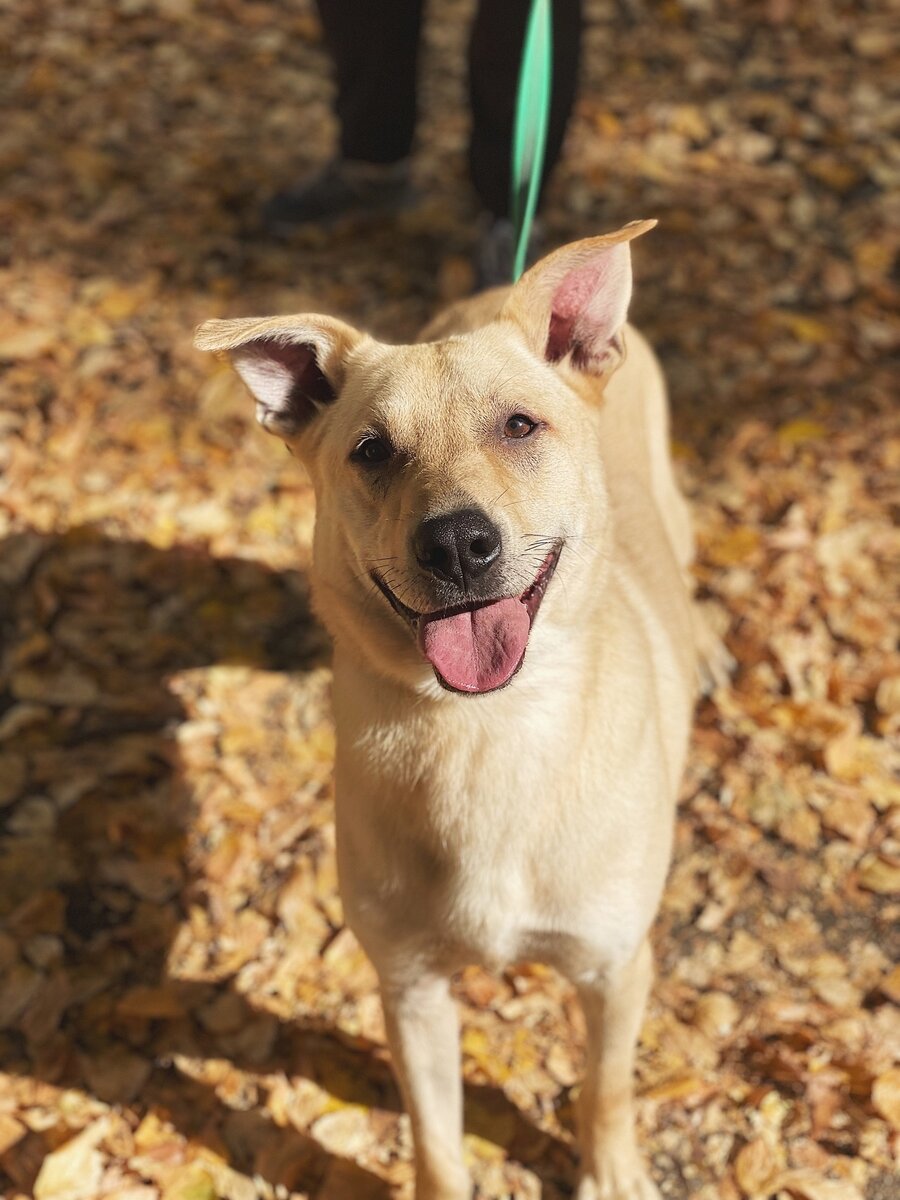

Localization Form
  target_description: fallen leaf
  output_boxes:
[33,1118,108,1200]
[734,1136,781,1196]
[857,855,900,896]
[872,1066,900,1130]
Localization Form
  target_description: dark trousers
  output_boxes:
[315,0,583,217]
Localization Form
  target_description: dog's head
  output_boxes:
[195,221,654,696]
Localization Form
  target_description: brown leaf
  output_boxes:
[871,1066,900,1131]
[0,1114,27,1157]
[778,1170,864,1200]
[734,1137,780,1196]
[820,794,875,845]
[693,991,741,1038]
[879,964,900,1005]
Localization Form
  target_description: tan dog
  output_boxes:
[196,220,722,1200]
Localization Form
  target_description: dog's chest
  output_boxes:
[333,689,663,976]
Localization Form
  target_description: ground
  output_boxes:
[0,1,898,1198]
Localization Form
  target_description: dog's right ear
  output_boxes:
[500,220,656,376]
[193,314,364,437]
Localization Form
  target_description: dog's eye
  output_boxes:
[351,435,392,465]
[504,414,537,439]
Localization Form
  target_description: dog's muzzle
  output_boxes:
[372,541,563,695]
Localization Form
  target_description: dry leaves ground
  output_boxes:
[1,0,898,1197]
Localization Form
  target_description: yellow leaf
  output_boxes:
[462,1026,510,1084]
[824,733,885,783]
[807,158,862,193]
[876,675,900,715]
[670,438,695,461]
[126,415,175,447]
[246,503,284,538]
[880,964,900,1005]
[777,419,827,445]
[138,513,178,550]
[592,110,622,139]
[160,1166,217,1200]
[641,1075,715,1103]
[768,310,832,344]
[462,1026,490,1060]
[669,104,709,141]
[704,526,762,567]
[463,1132,506,1164]
[96,284,147,321]
[134,1112,176,1152]
[65,307,112,348]
[854,239,894,279]
[857,855,900,896]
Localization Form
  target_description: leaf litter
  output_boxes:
[0,0,897,1197]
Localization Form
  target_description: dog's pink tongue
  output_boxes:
[419,598,530,694]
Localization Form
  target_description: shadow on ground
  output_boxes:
[0,527,577,1196]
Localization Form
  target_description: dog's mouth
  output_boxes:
[371,543,563,695]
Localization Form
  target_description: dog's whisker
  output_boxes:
[562,531,602,556]
[559,542,588,566]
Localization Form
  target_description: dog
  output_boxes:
[195,220,726,1199]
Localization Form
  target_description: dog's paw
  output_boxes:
[575,1159,662,1200]
[691,602,735,695]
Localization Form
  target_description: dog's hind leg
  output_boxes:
[379,970,469,1200]
[573,938,662,1200]
[636,351,734,692]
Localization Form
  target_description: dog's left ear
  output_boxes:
[194,314,364,437]
[500,219,656,374]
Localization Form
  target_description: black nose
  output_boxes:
[413,507,502,591]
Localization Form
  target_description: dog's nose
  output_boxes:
[413,507,502,591]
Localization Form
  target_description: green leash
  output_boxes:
[510,0,553,281]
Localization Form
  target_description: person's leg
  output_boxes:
[318,0,426,164]
[263,0,425,230]
[468,0,583,219]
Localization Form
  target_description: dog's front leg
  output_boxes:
[574,937,661,1200]
[379,969,469,1200]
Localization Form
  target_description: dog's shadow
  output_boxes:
[0,526,575,1198]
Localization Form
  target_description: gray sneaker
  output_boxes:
[475,215,544,289]
[262,158,417,235]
